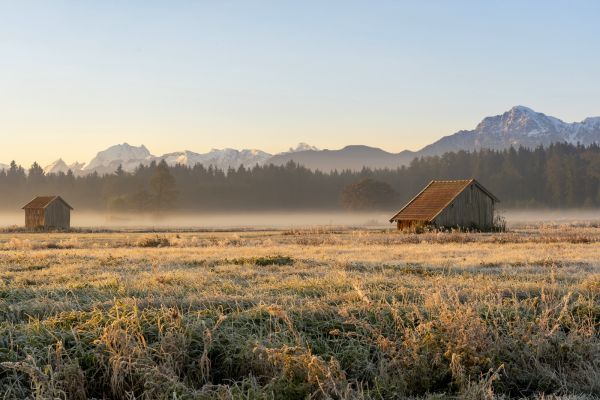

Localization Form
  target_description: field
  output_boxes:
[0,226,599,399]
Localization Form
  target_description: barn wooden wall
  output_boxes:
[44,201,71,230]
[433,184,494,229]
[25,209,45,229]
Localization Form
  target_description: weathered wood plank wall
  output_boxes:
[433,184,494,229]
[44,201,71,230]
[24,200,71,230]
[25,209,45,229]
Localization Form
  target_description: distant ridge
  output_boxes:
[268,106,600,171]
[268,145,415,172]
[38,143,292,176]
[20,106,600,175]
[418,106,600,157]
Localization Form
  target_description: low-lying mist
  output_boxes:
[1,209,600,230]
[0,211,393,230]
[501,209,600,227]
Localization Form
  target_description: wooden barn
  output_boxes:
[22,196,73,230]
[389,179,499,231]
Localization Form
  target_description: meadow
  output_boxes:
[0,226,599,399]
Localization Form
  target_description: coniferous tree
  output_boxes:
[150,160,178,213]
[0,143,599,211]
[132,184,151,212]
[28,162,45,185]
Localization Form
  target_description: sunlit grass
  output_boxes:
[0,227,599,399]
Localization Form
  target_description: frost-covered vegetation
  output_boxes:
[0,227,599,399]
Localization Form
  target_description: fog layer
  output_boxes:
[1,209,600,230]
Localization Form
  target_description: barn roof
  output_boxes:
[22,196,74,210]
[389,179,498,222]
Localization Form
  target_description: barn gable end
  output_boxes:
[389,179,498,230]
[22,196,73,230]
[432,182,495,229]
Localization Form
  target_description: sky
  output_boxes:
[1,1,599,166]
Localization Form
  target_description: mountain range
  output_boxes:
[37,143,315,176]
[268,106,600,170]
[2,106,599,174]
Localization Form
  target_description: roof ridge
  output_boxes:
[390,179,496,223]
[22,195,74,210]
[432,179,472,182]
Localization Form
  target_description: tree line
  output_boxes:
[1,142,599,212]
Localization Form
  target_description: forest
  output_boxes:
[1,142,600,212]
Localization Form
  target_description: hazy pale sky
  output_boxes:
[1,1,599,166]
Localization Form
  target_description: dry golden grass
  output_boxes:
[0,226,599,399]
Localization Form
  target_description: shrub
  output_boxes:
[231,255,294,266]
[136,235,170,247]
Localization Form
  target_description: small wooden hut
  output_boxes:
[22,196,73,230]
[389,179,499,230]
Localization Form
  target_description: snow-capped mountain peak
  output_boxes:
[43,159,85,175]
[288,143,319,152]
[84,143,153,172]
[582,117,600,128]
[475,106,565,137]
[511,105,535,113]
[420,106,600,157]
[160,148,271,170]
[44,159,69,175]
[160,150,203,167]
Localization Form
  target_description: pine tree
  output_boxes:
[150,160,178,213]
[132,184,151,212]
[28,162,45,185]
[115,164,125,176]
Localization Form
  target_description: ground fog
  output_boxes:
[1,209,599,230]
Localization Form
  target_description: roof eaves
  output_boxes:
[472,179,500,202]
[21,196,51,209]
[22,196,74,210]
[56,196,74,210]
